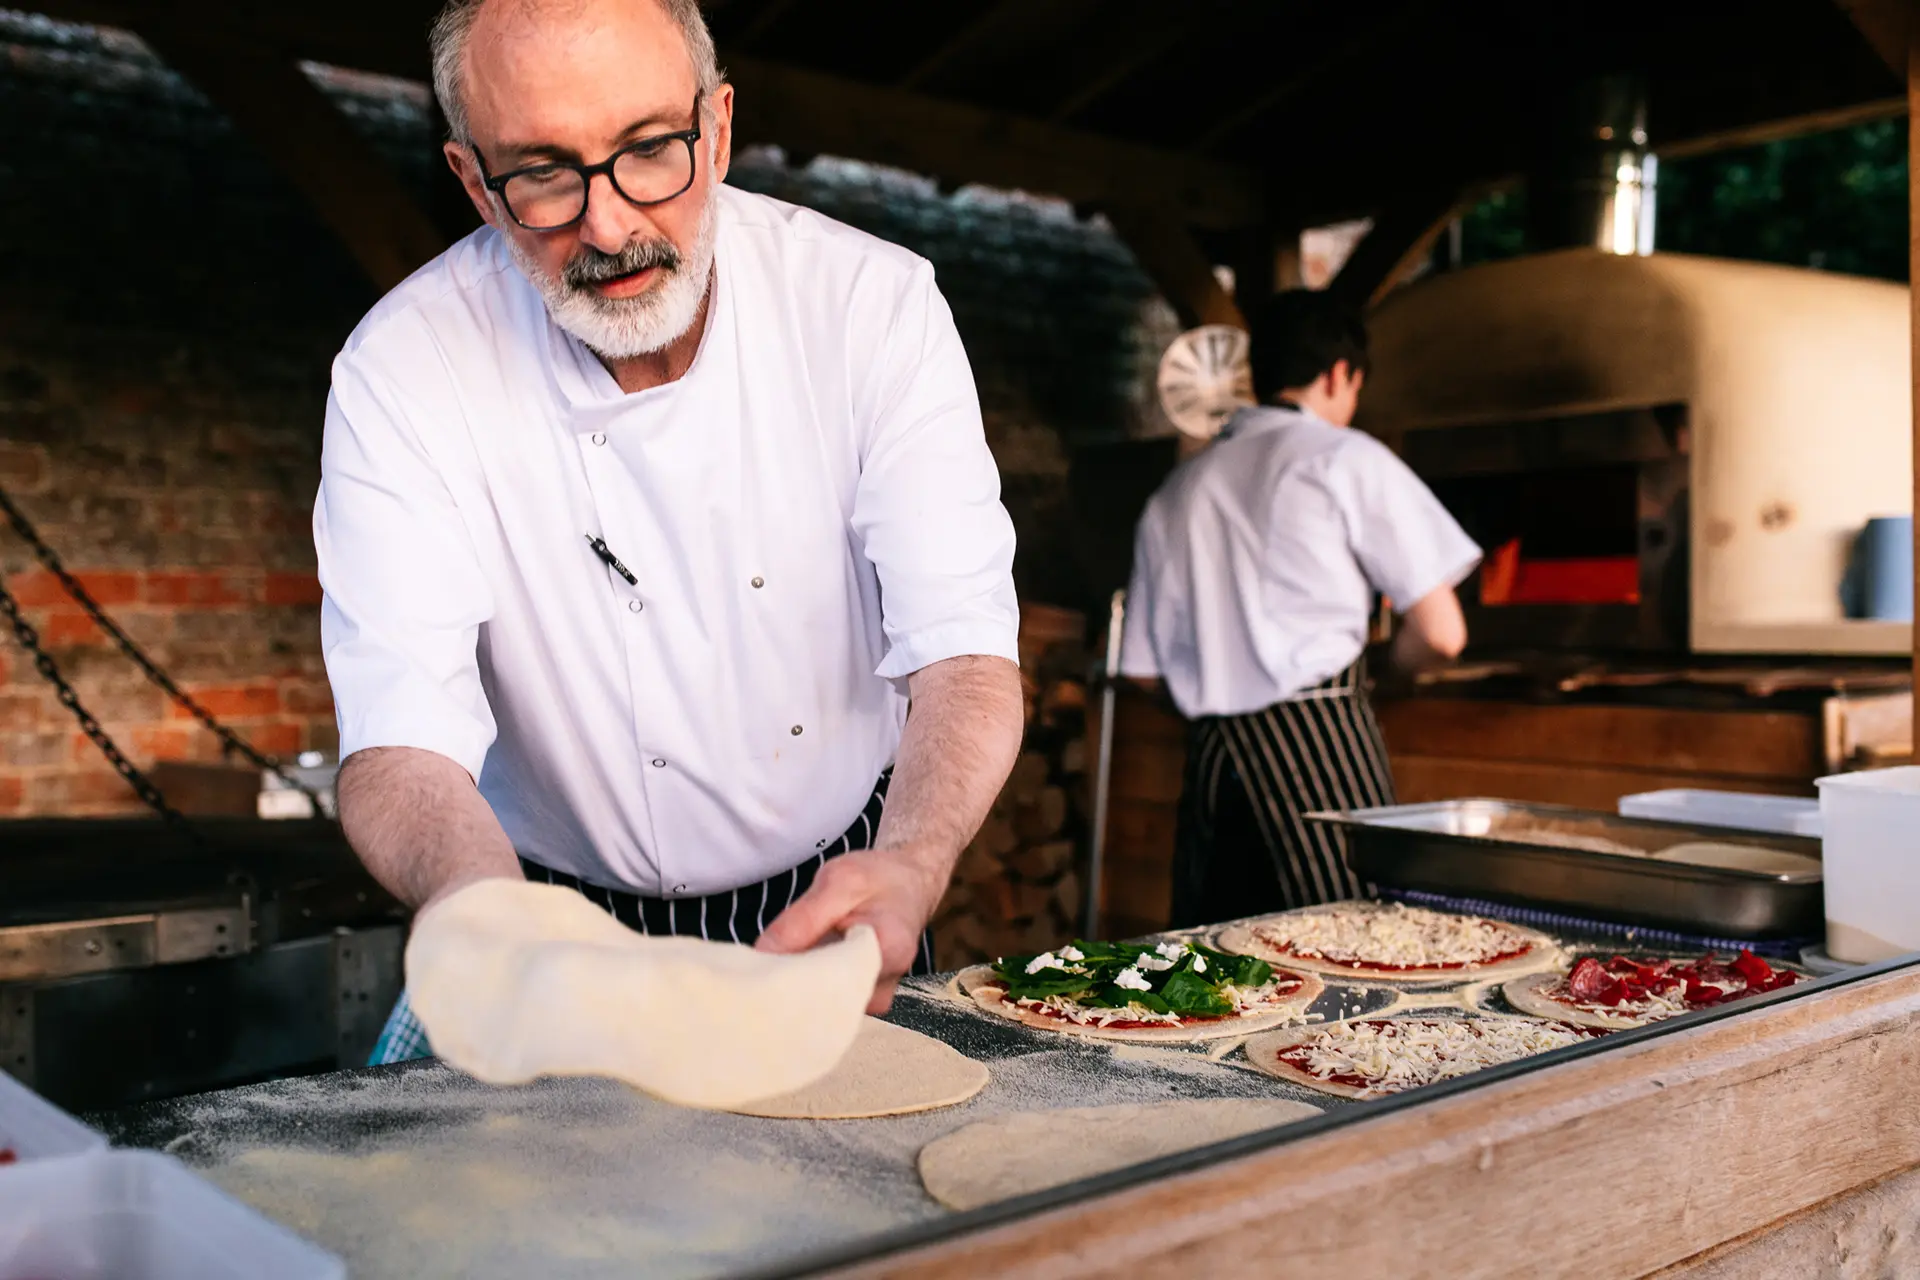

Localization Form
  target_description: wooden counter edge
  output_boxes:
[823,966,1920,1280]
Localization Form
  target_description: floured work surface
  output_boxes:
[90,915,1799,1280]
[93,978,1369,1280]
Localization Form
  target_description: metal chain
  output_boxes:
[0,577,202,837]
[0,481,330,814]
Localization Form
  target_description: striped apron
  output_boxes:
[369,771,932,1065]
[1170,659,1394,928]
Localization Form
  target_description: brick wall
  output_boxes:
[0,10,1177,815]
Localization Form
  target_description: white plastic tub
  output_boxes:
[0,1149,345,1280]
[1617,788,1823,838]
[1817,766,1920,963]
[0,1069,105,1163]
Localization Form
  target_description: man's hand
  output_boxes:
[755,848,946,1012]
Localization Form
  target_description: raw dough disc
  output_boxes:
[406,879,881,1110]
[1502,971,1647,1031]
[1650,842,1822,876]
[1215,904,1561,984]
[729,1017,988,1118]
[955,964,1322,1043]
[917,1097,1322,1211]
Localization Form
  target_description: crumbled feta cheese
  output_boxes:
[1134,951,1176,972]
[1059,944,1084,962]
[1113,966,1151,992]
[1025,952,1059,975]
[1155,940,1187,962]
[1194,955,1208,974]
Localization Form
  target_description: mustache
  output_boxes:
[562,238,681,290]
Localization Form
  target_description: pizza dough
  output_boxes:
[1216,902,1560,983]
[406,879,882,1110]
[917,1097,1323,1211]
[728,1017,988,1118]
[1650,842,1822,876]
[1502,971,1654,1030]
[955,964,1322,1043]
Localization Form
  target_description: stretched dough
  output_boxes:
[728,1017,988,1118]
[406,879,881,1110]
[917,1098,1322,1211]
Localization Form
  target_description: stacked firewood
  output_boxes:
[932,603,1091,969]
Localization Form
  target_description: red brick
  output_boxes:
[132,724,194,761]
[170,681,280,719]
[244,721,303,757]
[263,572,323,606]
[64,768,147,812]
[0,694,41,732]
[281,679,335,715]
[15,571,144,607]
[40,610,106,647]
[0,443,49,495]
[143,570,249,607]
[0,775,22,814]
[6,571,66,608]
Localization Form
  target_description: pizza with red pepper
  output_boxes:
[1503,950,1805,1030]
[1216,902,1560,982]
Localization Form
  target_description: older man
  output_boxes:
[319,0,1023,1059]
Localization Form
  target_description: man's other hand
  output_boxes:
[755,848,946,1014]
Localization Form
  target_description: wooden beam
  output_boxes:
[722,53,1267,229]
[1044,4,1203,124]
[823,966,1920,1279]
[897,0,1026,90]
[135,28,445,290]
[1100,205,1243,330]
[1325,188,1464,308]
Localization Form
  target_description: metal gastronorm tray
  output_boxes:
[1304,799,1822,938]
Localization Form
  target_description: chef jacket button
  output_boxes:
[627,599,644,613]
[674,883,687,895]
[591,432,607,446]
[652,758,666,768]
[750,576,765,589]
[790,725,803,736]
[816,839,829,849]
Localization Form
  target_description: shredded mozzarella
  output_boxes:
[1283,1018,1589,1096]
[1253,903,1531,969]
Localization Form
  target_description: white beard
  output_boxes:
[509,191,720,360]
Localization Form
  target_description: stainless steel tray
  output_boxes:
[1304,799,1822,939]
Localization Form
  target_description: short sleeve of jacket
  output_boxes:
[851,263,1020,678]
[1323,433,1482,611]
[315,323,499,779]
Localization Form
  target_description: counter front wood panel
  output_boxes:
[828,967,1920,1280]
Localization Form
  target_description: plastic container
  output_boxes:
[1817,766,1920,963]
[1617,789,1823,839]
[0,1149,345,1280]
[0,1069,105,1163]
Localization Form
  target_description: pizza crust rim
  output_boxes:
[1214,907,1563,984]
[1501,971,1650,1030]
[955,963,1324,1043]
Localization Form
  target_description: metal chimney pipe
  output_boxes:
[1527,73,1657,255]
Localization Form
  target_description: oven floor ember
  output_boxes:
[91,905,1818,1280]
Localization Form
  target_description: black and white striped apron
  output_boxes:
[1170,658,1394,927]
[521,770,935,972]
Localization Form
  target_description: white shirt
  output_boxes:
[1120,405,1479,718]
[315,185,1019,896]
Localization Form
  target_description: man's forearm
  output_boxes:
[877,654,1025,876]
[336,746,520,910]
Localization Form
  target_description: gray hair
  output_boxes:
[430,0,723,143]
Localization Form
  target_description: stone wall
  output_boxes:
[0,9,1177,815]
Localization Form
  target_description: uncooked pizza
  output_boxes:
[958,938,1323,1042]
[1503,951,1804,1031]
[1216,902,1558,982]
[1243,1015,1603,1099]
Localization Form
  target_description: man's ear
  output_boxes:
[443,141,501,230]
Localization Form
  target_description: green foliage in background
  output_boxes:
[1456,118,1909,281]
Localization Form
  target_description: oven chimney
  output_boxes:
[1527,73,1657,256]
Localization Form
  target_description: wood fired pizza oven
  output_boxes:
[1359,248,1912,656]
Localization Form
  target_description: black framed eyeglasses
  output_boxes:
[473,92,704,232]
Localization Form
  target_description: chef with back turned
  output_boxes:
[1120,289,1480,927]
[316,0,1024,1062]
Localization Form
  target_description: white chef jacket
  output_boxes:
[1120,404,1479,718]
[316,185,1019,896]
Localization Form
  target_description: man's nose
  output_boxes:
[577,172,659,254]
